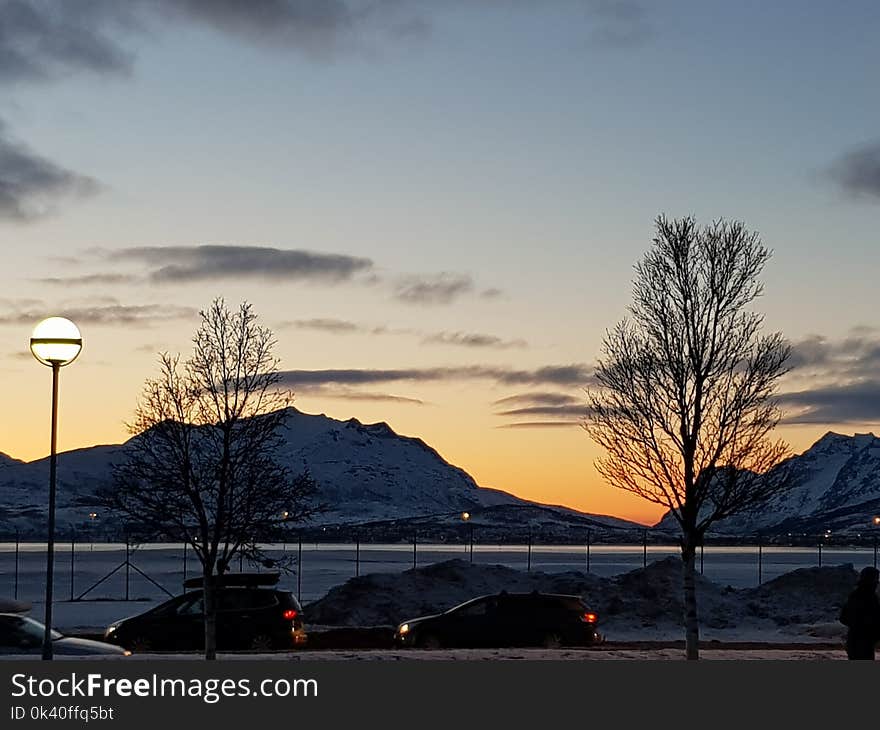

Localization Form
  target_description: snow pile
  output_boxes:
[304,557,860,641]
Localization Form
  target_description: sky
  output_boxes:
[1,0,879,526]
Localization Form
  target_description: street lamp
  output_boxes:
[30,316,82,661]
[461,512,473,563]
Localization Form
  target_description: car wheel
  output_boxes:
[129,636,153,653]
[250,633,276,652]
[540,632,562,649]
[418,633,442,650]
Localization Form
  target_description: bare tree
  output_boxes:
[102,298,318,660]
[584,215,792,660]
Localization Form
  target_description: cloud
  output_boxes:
[284,317,363,334]
[788,332,880,380]
[422,331,527,349]
[283,317,525,349]
[0,1,136,84]
[492,392,578,407]
[105,245,374,284]
[297,386,425,405]
[496,421,580,429]
[0,120,100,221]
[279,363,592,387]
[480,288,504,300]
[779,381,880,425]
[491,391,585,428]
[588,0,652,47]
[35,273,139,286]
[826,141,880,202]
[392,273,475,305]
[0,302,196,327]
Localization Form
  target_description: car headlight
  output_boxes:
[398,624,409,635]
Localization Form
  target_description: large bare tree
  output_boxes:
[103,298,317,659]
[584,215,792,660]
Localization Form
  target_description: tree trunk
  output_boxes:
[203,570,217,661]
[681,535,700,660]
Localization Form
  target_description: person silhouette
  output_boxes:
[839,566,880,660]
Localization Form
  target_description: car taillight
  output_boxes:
[582,612,597,624]
[283,609,298,621]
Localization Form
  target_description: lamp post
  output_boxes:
[461,512,473,563]
[30,316,82,661]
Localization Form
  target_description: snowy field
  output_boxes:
[0,541,875,639]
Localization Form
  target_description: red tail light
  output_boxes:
[283,609,298,621]
[582,612,597,624]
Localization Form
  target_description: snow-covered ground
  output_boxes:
[0,543,872,645]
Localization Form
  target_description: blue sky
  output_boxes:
[0,1,878,523]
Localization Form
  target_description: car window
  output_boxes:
[453,597,498,617]
[216,590,278,612]
[176,595,204,616]
[0,615,59,647]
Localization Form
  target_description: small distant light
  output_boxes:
[461,512,470,521]
[399,624,410,634]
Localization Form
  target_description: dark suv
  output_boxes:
[103,573,307,652]
[393,591,602,649]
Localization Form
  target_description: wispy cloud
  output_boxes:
[279,364,592,387]
[825,140,880,202]
[0,1,136,84]
[491,391,586,428]
[422,331,527,350]
[392,273,475,306]
[779,381,880,425]
[588,0,652,47]
[283,317,526,349]
[297,386,425,406]
[0,120,99,222]
[0,301,196,327]
[103,245,374,284]
[36,273,139,287]
[789,331,880,380]
[496,421,580,429]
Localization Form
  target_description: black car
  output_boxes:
[393,591,602,649]
[0,613,130,657]
[103,573,307,652]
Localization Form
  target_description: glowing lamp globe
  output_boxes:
[30,317,82,367]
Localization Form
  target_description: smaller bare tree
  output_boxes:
[584,215,792,660]
[102,298,318,660]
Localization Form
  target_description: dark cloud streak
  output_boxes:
[279,364,592,387]
[106,245,374,284]
[826,141,880,202]
[0,121,99,221]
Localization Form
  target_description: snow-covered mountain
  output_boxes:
[655,432,880,536]
[0,408,638,537]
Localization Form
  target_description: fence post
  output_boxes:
[355,536,360,577]
[297,534,302,603]
[874,534,878,570]
[527,527,532,573]
[700,539,704,575]
[642,529,647,568]
[182,540,188,585]
[125,534,130,601]
[757,534,763,586]
[412,533,417,569]
[586,529,591,573]
[14,529,19,600]
[69,527,75,602]
[818,541,822,568]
